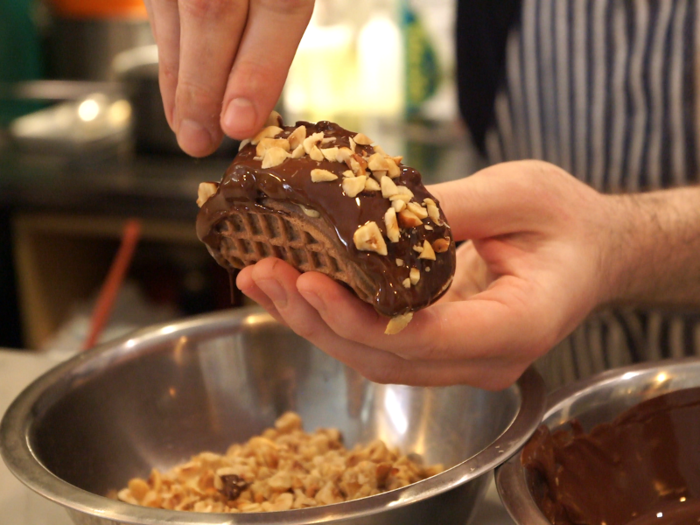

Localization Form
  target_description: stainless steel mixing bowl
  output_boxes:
[2,308,545,525]
[495,357,700,525]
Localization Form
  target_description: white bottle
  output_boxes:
[356,0,405,118]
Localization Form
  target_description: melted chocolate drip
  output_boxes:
[522,387,700,525]
[196,121,455,317]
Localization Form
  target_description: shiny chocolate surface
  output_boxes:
[197,121,456,317]
[522,387,700,525]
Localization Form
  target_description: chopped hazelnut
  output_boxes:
[291,144,305,159]
[385,158,401,178]
[364,178,381,191]
[353,133,373,145]
[303,132,324,154]
[309,145,324,162]
[321,147,339,162]
[310,169,339,182]
[252,126,283,145]
[353,222,388,256]
[432,238,450,253]
[256,138,290,157]
[265,110,283,127]
[396,258,404,266]
[418,240,436,260]
[402,278,411,288]
[385,313,413,335]
[197,182,218,207]
[409,268,420,285]
[381,176,399,198]
[288,125,306,150]
[407,202,429,219]
[384,207,400,243]
[342,176,366,198]
[238,138,251,151]
[367,153,390,173]
[391,199,406,212]
[398,209,423,228]
[261,147,290,168]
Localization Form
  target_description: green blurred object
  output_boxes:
[0,0,44,127]
[401,2,440,118]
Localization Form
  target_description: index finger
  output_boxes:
[220,0,315,139]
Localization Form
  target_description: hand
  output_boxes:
[236,161,618,390]
[143,0,315,157]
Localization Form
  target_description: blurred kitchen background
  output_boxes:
[0,0,484,353]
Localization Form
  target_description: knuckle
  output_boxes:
[180,0,230,20]
[176,79,221,117]
[256,0,315,15]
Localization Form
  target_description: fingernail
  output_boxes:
[223,98,256,135]
[177,119,213,156]
[299,289,325,313]
[256,279,287,308]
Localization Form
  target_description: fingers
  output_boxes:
[242,259,527,389]
[220,0,315,139]
[148,0,182,128]
[428,160,586,241]
[295,271,555,364]
[175,0,249,157]
[236,266,286,326]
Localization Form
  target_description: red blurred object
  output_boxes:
[47,0,148,19]
[82,219,142,351]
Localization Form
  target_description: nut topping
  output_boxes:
[381,176,399,198]
[197,182,218,207]
[373,144,387,156]
[342,176,366,198]
[349,137,357,152]
[303,132,324,154]
[347,154,368,176]
[336,147,353,164]
[299,205,320,218]
[367,153,390,172]
[385,313,413,335]
[238,138,250,151]
[265,110,283,127]
[396,186,414,198]
[353,133,373,146]
[252,126,283,145]
[309,145,324,162]
[406,202,429,219]
[424,198,443,225]
[424,224,434,230]
[396,258,404,266]
[409,268,420,285]
[418,240,436,260]
[364,178,381,191]
[398,209,423,228]
[256,137,290,157]
[342,170,355,178]
[321,147,339,162]
[261,147,290,168]
[353,221,388,256]
[432,238,450,253]
[385,158,401,178]
[391,199,406,212]
[402,278,411,289]
[288,125,306,149]
[384,207,400,243]
[310,169,339,182]
[291,144,305,159]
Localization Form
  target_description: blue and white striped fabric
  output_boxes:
[483,0,700,388]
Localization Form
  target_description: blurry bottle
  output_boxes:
[283,0,356,123]
[356,0,404,118]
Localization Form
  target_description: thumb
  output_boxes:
[427,160,575,240]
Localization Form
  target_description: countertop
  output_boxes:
[0,349,514,525]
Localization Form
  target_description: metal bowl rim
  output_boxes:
[2,307,546,524]
[495,356,700,525]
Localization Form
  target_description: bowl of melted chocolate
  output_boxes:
[496,357,700,525]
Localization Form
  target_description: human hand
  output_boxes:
[143,0,315,157]
[236,161,619,390]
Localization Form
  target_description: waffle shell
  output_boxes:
[209,199,377,305]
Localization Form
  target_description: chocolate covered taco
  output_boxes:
[196,113,456,334]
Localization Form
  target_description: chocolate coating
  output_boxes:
[197,121,456,317]
[522,387,700,525]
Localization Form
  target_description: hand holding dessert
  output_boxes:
[234,159,700,390]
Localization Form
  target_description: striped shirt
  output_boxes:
[461,0,700,388]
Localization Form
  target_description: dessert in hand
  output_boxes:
[196,113,456,333]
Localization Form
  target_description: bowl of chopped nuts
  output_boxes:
[1,307,545,525]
